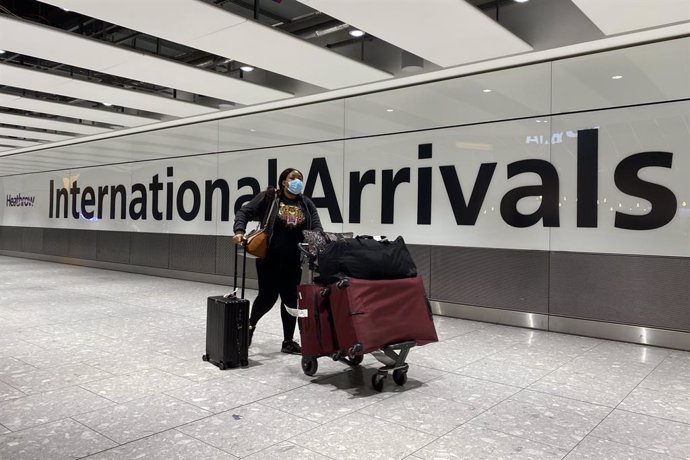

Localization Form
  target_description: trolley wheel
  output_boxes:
[301,356,318,376]
[349,355,363,365]
[371,373,386,392]
[392,369,408,386]
[201,354,209,362]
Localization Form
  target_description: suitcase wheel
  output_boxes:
[219,361,227,370]
[371,373,386,392]
[392,369,408,386]
[336,278,350,288]
[240,359,249,367]
[301,356,318,376]
[349,343,363,355]
[347,355,363,366]
[202,354,209,362]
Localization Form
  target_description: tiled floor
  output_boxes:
[1,256,689,460]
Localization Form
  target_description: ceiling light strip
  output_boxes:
[297,0,532,67]
[0,112,110,135]
[0,126,74,142]
[0,63,216,118]
[36,0,391,89]
[0,16,292,105]
[0,93,158,127]
[0,137,43,148]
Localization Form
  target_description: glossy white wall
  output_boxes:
[1,37,688,259]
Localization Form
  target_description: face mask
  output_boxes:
[287,178,304,195]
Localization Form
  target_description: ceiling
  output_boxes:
[0,0,688,156]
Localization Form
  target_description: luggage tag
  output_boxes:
[285,292,309,318]
[285,305,309,318]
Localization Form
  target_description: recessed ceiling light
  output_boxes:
[102,102,112,106]
[386,109,394,112]
[349,29,365,38]
[240,65,254,72]
[482,89,492,93]
[536,120,541,123]
[611,75,623,80]
[249,129,256,132]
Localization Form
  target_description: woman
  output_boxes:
[233,168,322,354]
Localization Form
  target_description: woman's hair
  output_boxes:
[268,167,303,197]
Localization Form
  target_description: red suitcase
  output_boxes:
[297,284,339,358]
[328,276,438,355]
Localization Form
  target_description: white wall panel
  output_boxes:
[89,121,220,163]
[2,170,72,229]
[344,63,551,137]
[55,166,131,231]
[550,101,690,257]
[216,142,345,236]
[571,0,690,35]
[343,119,552,250]
[129,155,218,235]
[218,101,344,151]
[552,37,690,113]
[1,37,689,259]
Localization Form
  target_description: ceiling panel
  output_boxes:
[0,15,292,105]
[297,0,533,67]
[0,63,218,117]
[37,0,392,89]
[571,0,690,35]
[0,126,74,142]
[0,113,110,135]
[0,138,43,148]
[0,93,159,127]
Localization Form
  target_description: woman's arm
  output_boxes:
[233,191,267,234]
[304,197,323,231]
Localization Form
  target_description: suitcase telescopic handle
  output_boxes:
[233,243,247,298]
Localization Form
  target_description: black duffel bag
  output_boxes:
[316,235,417,284]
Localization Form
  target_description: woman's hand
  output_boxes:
[232,233,245,246]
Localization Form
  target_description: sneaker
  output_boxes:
[247,325,255,347]
[281,340,302,355]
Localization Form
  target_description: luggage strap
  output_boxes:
[313,290,323,348]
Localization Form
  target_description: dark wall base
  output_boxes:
[1,226,689,339]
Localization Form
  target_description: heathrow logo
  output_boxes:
[6,193,35,207]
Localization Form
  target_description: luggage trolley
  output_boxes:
[295,241,429,392]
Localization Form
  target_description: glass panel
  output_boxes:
[549,100,690,257]
[218,101,345,151]
[552,37,690,113]
[344,63,551,137]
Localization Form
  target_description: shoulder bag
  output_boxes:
[244,193,277,258]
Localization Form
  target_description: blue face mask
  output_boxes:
[287,178,304,195]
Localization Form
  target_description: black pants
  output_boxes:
[249,256,301,341]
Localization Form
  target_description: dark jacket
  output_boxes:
[233,190,323,244]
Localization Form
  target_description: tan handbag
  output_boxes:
[244,228,269,258]
[243,193,277,258]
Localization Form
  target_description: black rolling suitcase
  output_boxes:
[203,244,250,369]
